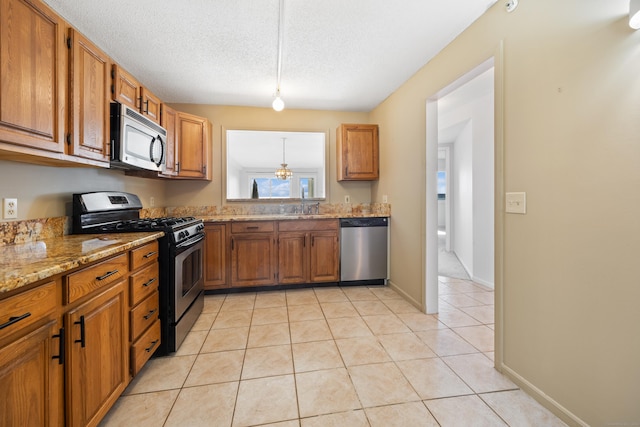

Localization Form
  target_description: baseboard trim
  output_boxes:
[387,280,423,311]
[501,363,588,427]
[471,275,494,289]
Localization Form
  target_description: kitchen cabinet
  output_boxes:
[68,29,111,164]
[112,65,162,125]
[176,112,211,180]
[204,223,228,289]
[230,221,276,287]
[64,253,129,427]
[278,219,340,284]
[160,104,178,177]
[0,280,63,427]
[336,124,379,181]
[128,241,161,376]
[0,0,67,154]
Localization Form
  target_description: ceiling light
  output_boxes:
[275,138,293,180]
[273,0,285,111]
[505,0,518,12]
[630,0,640,29]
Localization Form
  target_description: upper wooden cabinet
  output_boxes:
[176,111,211,180]
[0,0,67,153]
[336,124,379,181]
[68,29,111,164]
[112,65,162,125]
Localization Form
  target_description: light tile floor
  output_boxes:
[100,277,567,427]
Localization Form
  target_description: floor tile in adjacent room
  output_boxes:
[396,358,473,400]
[295,368,361,417]
[440,293,484,308]
[425,395,508,426]
[348,362,419,407]
[365,401,439,427]
[397,312,444,332]
[452,325,494,352]
[164,382,238,427]
[377,333,437,361]
[443,353,517,393]
[233,375,298,427]
[99,389,179,427]
[435,308,481,328]
[461,305,495,324]
[466,291,495,305]
[480,390,568,427]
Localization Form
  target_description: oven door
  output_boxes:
[174,232,205,320]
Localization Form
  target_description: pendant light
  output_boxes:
[275,138,293,180]
[272,0,285,111]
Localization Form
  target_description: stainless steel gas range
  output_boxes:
[72,191,204,356]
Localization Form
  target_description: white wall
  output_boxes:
[452,121,474,275]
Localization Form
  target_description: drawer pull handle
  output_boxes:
[142,278,157,287]
[52,327,65,365]
[145,339,159,353]
[143,308,158,320]
[96,270,119,281]
[246,226,259,230]
[143,251,157,259]
[0,312,31,329]
[74,316,86,348]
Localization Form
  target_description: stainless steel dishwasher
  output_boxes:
[340,217,388,285]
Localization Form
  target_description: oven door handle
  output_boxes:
[176,233,205,249]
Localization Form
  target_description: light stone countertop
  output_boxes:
[199,213,389,222]
[0,232,164,295]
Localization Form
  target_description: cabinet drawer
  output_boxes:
[131,319,161,377]
[0,281,56,341]
[130,241,159,271]
[129,263,159,306]
[231,221,274,233]
[278,219,339,232]
[66,253,128,304]
[130,291,159,341]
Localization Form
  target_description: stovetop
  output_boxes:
[109,217,198,232]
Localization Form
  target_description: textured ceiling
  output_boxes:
[43,0,497,111]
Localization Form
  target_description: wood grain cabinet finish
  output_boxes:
[278,219,340,284]
[0,280,63,427]
[68,29,111,164]
[65,280,128,427]
[176,112,210,180]
[111,65,161,125]
[204,223,227,289]
[0,0,67,154]
[336,124,379,181]
[230,221,276,287]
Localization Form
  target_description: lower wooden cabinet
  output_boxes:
[230,225,277,287]
[204,223,227,289]
[65,280,128,427]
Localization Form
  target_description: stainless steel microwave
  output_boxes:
[110,102,166,172]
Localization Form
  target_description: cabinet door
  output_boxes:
[204,223,227,289]
[278,232,307,284]
[337,124,379,181]
[111,65,140,110]
[66,281,128,427]
[68,29,111,163]
[0,0,66,153]
[230,234,276,287]
[140,88,161,124]
[309,231,340,283]
[0,319,63,427]
[160,104,178,176]
[177,112,210,179]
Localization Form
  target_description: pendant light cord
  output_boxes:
[275,0,284,92]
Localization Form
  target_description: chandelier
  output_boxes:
[275,137,293,180]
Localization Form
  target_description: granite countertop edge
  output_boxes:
[0,232,164,295]
[199,213,390,222]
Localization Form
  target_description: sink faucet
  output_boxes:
[300,190,305,214]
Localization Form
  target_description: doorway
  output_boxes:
[425,58,495,312]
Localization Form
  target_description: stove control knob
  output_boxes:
[185,230,190,237]
[178,231,185,240]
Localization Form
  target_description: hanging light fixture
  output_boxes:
[630,0,640,29]
[272,0,285,111]
[275,137,293,180]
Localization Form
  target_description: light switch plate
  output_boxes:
[505,192,526,214]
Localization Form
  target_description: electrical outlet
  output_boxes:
[344,195,351,204]
[150,197,155,207]
[382,195,388,204]
[3,198,17,219]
